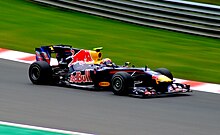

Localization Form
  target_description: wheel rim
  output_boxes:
[31,67,40,80]
[112,77,123,91]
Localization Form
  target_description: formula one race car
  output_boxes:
[29,45,192,97]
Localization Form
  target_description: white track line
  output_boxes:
[0,121,94,135]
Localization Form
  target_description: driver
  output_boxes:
[100,58,113,67]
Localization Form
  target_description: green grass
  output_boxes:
[0,0,220,83]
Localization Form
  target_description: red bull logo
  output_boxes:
[72,50,93,62]
[68,49,94,67]
[70,70,92,83]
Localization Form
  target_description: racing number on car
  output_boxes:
[70,70,92,83]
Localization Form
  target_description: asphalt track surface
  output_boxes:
[0,59,220,135]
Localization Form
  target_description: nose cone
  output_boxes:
[157,75,172,82]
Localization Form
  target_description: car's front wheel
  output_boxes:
[155,68,173,80]
[111,72,134,96]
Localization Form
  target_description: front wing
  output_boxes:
[130,83,192,98]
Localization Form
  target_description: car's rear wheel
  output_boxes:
[111,72,134,96]
[155,68,173,80]
[29,61,52,84]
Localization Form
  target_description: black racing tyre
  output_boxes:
[111,72,134,96]
[29,61,52,84]
[155,68,173,80]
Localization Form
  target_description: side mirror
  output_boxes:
[124,62,130,66]
[145,65,148,71]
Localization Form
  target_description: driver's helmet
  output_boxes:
[100,58,112,66]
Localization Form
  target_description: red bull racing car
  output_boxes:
[28,45,192,98]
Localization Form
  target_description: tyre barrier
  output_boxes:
[31,0,220,38]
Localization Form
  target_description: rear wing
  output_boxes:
[35,45,73,64]
[35,45,103,65]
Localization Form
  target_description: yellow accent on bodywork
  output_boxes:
[99,82,110,87]
[49,46,54,51]
[93,47,103,52]
[156,75,172,84]
[89,50,102,64]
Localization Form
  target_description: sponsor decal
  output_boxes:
[36,51,50,64]
[152,75,159,84]
[70,70,92,83]
[36,51,43,61]
[99,82,110,87]
[68,49,94,67]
